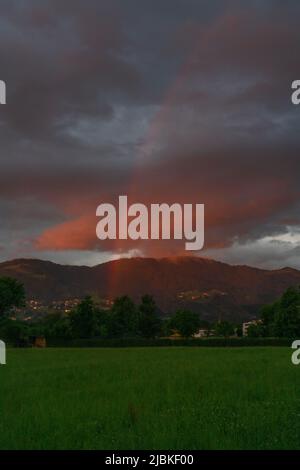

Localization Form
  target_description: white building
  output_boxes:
[193,329,213,338]
[242,320,262,336]
[0,340,6,365]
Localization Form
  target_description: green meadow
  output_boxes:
[0,347,299,450]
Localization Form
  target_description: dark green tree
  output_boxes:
[0,277,25,317]
[260,303,276,326]
[235,324,243,337]
[139,294,161,338]
[42,312,72,339]
[258,286,300,338]
[94,308,110,338]
[70,296,99,338]
[109,296,139,337]
[247,323,265,338]
[169,309,201,338]
[274,303,300,337]
[214,320,235,338]
[1,319,30,346]
[280,287,300,310]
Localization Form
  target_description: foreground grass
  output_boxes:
[0,347,299,450]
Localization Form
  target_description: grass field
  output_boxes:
[0,347,299,450]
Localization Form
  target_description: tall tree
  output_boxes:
[70,296,98,338]
[214,320,235,338]
[274,303,300,337]
[0,277,25,318]
[258,286,300,337]
[169,310,201,338]
[110,296,139,337]
[139,294,161,338]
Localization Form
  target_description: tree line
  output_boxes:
[247,286,300,338]
[1,276,300,345]
[0,276,205,344]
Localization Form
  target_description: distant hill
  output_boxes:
[1,256,300,322]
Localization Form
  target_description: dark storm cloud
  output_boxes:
[0,0,300,266]
[0,0,142,137]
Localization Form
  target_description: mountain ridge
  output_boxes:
[1,256,300,322]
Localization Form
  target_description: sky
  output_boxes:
[0,0,300,269]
